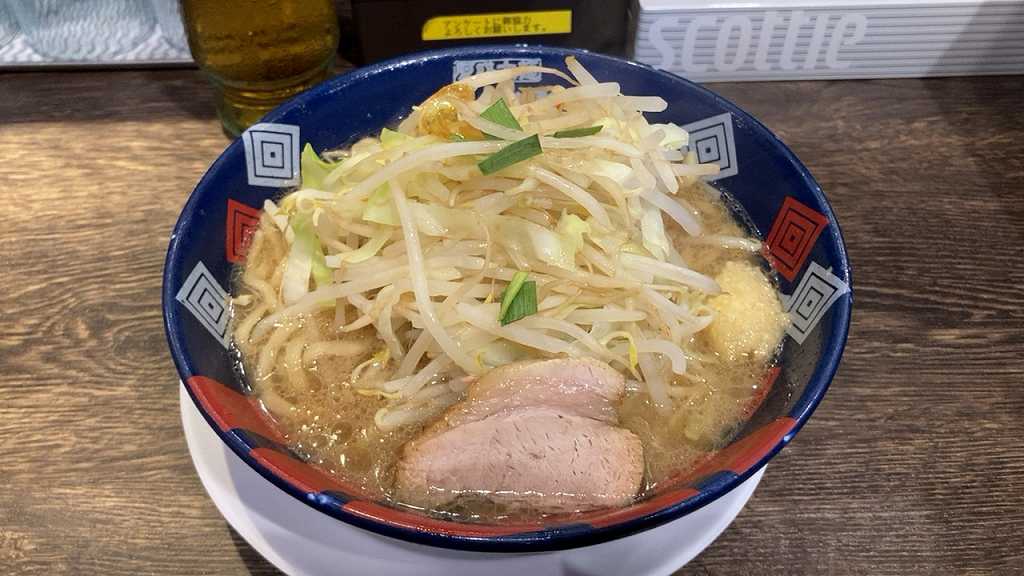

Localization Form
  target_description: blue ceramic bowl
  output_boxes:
[163,45,851,552]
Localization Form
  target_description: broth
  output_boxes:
[231,181,782,518]
[227,60,789,522]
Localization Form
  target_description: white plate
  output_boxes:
[181,383,764,576]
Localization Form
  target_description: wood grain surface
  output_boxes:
[1,68,1022,576]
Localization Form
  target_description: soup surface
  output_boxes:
[230,59,788,522]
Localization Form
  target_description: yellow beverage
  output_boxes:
[181,0,339,136]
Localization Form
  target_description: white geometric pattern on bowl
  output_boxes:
[783,261,850,345]
[682,112,738,181]
[242,123,301,188]
[176,261,230,348]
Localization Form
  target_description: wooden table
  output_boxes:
[1,68,1021,575]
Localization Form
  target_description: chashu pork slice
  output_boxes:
[396,358,643,514]
[427,357,626,437]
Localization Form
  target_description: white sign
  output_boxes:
[646,11,869,74]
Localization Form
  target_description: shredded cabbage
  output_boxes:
[651,123,689,149]
[300,144,336,190]
[380,127,409,149]
[281,214,319,304]
[324,230,391,266]
[639,201,671,261]
[490,215,576,271]
[556,212,590,254]
[363,184,398,226]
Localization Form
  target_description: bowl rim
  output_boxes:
[163,44,852,553]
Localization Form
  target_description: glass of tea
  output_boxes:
[180,0,339,137]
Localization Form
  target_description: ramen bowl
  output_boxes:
[163,45,851,553]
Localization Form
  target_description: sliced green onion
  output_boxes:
[478,134,542,175]
[479,98,522,131]
[448,133,466,142]
[553,125,603,138]
[500,280,538,326]
[499,270,528,321]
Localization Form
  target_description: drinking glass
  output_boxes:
[181,0,339,137]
